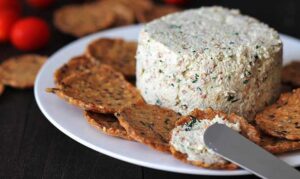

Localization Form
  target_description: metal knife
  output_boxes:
[203,123,300,179]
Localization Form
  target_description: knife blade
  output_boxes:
[203,123,300,179]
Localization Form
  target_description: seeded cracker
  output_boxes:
[0,83,4,95]
[255,88,300,140]
[47,65,143,113]
[86,38,137,77]
[259,132,300,154]
[137,5,180,23]
[116,103,181,152]
[282,61,300,87]
[54,55,95,86]
[170,108,260,170]
[84,111,131,140]
[0,55,47,89]
[54,2,115,37]
[102,1,135,26]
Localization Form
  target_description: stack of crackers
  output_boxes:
[47,37,300,170]
[54,0,181,37]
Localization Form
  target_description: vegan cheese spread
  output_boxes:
[136,6,282,119]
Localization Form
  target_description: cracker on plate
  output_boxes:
[0,54,47,89]
[47,64,143,113]
[255,88,300,140]
[86,38,137,77]
[116,103,181,153]
[259,132,300,154]
[54,1,115,37]
[282,61,300,87]
[84,111,131,140]
[54,55,95,86]
[137,5,180,23]
[170,108,260,170]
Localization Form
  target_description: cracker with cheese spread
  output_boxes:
[47,65,143,113]
[86,38,137,77]
[170,108,260,170]
[84,111,131,140]
[116,103,181,152]
[255,88,300,140]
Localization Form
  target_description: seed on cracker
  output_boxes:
[0,54,47,89]
[54,2,115,37]
[86,38,137,77]
[255,88,300,140]
[137,5,180,23]
[84,111,131,140]
[47,64,143,113]
[116,103,181,152]
[54,55,95,86]
[282,61,300,87]
[170,108,260,169]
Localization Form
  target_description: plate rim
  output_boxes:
[34,24,300,176]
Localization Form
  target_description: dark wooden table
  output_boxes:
[1,0,300,178]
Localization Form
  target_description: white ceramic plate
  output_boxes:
[34,24,300,176]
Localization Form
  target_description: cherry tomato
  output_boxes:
[164,0,187,5]
[27,0,55,8]
[0,10,19,42]
[0,0,21,14]
[11,17,50,51]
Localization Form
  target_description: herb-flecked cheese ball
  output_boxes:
[136,6,282,120]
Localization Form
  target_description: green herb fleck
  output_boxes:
[170,83,175,87]
[243,80,249,84]
[212,76,217,80]
[256,45,261,49]
[169,24,182,29]
[185,116,198,131]
[192,74,199,83]
[159,69,163,73]
[229,41,235,45]
[196,87,202,91]
[155,99,162,106]
[234,32,239,35]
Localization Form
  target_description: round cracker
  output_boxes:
[0,83,4,95]
[113,0,154,22]
[255,88,300,140]
[282,61,300,87]
[259,132,300,154]
[54,55,95,86]
[47,64,143,113]
[86,38,137,77]
[116,103,181,153]
[54,2,115,37]
[137,5,180,23]
[0,55,47,89]
[84,111,131,140]
[170,108,260,170]
[102,1,135,26]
